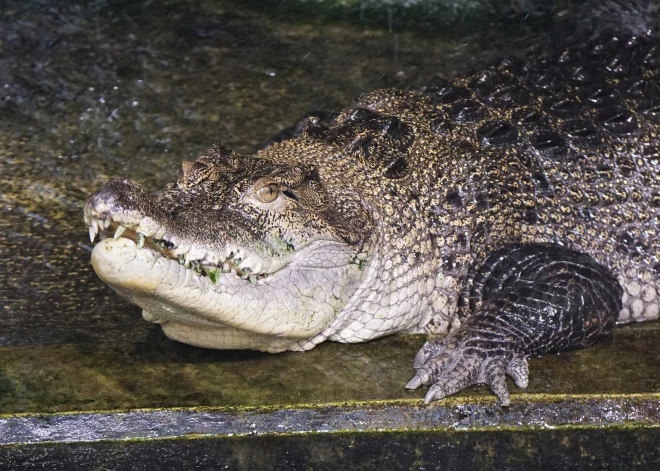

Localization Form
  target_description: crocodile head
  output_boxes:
[85,98,441,352]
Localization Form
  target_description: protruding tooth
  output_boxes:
[178,253,191,269]
[92,219,99,234]
[104,219,111,229]
[249,275,257,283]
[114,225,127,239]
[137,233,146,249]
[89,226,97,242]
[222,263,230,273]
[230,268,237,276]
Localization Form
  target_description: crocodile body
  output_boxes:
[85,31,660,404]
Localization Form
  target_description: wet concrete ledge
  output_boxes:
[0,323,658,470]
[1,395,660,446]
[0,428,658,471]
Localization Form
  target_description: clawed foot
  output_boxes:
[406,337,529,406]
[406,244,621,406]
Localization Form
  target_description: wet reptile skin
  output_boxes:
[424,33,660,325]
[343,32,660,329]
[85,31,660,404]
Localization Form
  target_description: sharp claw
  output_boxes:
[413,348,429,368]
[489,375,511,406]
[486,361,511,406]
[424,386,446,404]
[405,375,423,390]
[411,337,525,405]
[506,357,529,389]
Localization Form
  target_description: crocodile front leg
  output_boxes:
[407,244,622,406]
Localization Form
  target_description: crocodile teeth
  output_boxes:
[178,254,191,269]
[114,225,127,239]
[137,233,146,249]
[104,219,111,229]
[89,225,97,242]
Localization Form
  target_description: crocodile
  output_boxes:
[84,30,660,406]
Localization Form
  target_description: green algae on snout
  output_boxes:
[268,237,296,256]
[351,256,367,270]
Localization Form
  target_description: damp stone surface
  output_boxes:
[1,1,659,470]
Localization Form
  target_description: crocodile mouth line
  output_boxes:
[86,216,269,284]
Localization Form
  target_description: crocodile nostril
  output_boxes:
[85,177,160,231]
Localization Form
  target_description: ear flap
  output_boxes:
[296,167,329,211]
[320,195,374,246]
[261,111,338,149]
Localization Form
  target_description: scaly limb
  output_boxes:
[408,244,622,406]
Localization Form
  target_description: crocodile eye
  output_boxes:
[255,183,279,203]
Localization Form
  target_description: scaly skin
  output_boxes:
[406,245,621,405]
[85,31,660,404]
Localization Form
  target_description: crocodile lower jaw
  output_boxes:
[90,237,358,341]
[90,238,268,307]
